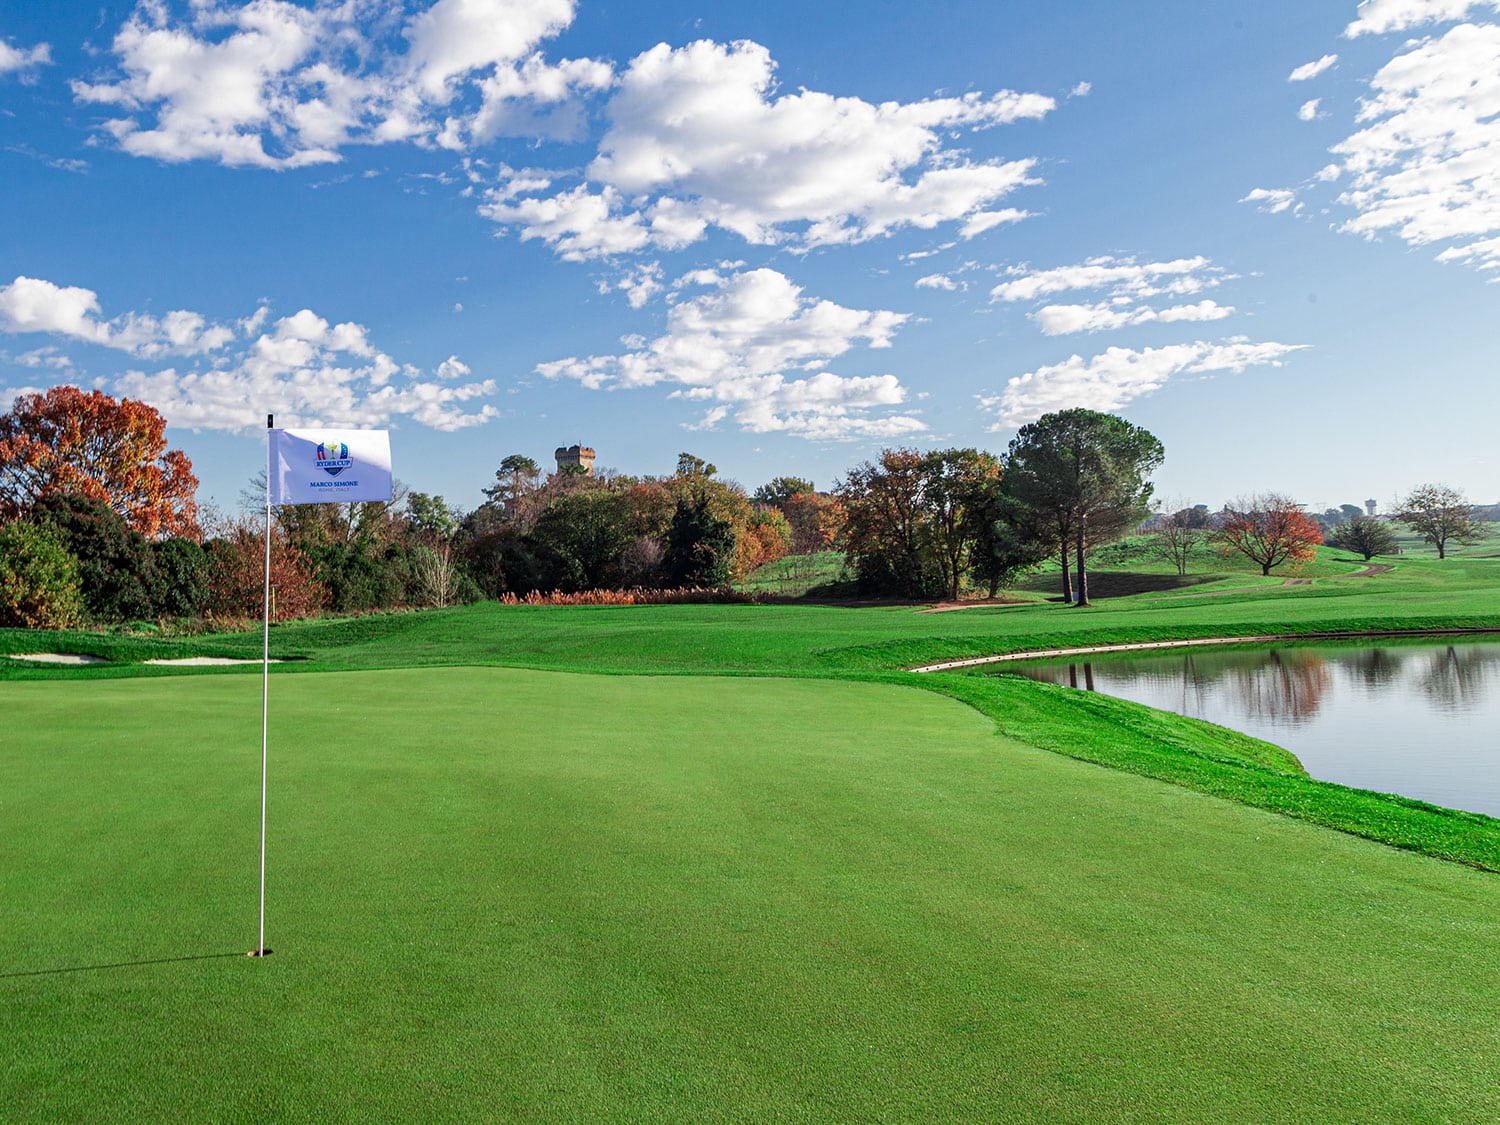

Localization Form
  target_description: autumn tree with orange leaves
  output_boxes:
[0,386,200,539]
[1215,493,1322,576]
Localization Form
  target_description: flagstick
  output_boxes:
[254,413,273,958]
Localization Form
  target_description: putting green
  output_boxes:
[4,667,1498,1120]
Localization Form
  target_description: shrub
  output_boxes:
[151,537,212,617]
[0,521,85,628]
[31,493,159,622]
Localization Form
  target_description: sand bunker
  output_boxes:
[5,652,280,666]
[7,653,109,664]
[145,657,279,666]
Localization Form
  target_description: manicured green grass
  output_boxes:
[6,668,1500,1120]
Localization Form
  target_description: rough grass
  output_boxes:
[6,668,1500,1121]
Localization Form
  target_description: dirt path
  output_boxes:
[916,599,1028,614]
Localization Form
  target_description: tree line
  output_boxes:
[0,384,1488,629]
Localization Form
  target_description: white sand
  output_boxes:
[8,653,109,664]
[145,657,280,665]
[5,652,279,666]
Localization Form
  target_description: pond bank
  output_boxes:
[909,627,1500,673]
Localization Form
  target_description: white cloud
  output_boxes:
[1289,54,1339,81]
[1030,299,1235,336]
[993,255,1244,336]
[1435,233,1500,267]
[0,276,110,344]
[990,255,1230,303]
[538,267,923,439]
[0,36,51,78]
[9,347,73,370]
[435,354,471,379]
[484,38,1054,257]
[0,275,235,356]
[1298,98,1322,121]
[1328,20,1500,269]
[597,262,665,308]
[0,275,496,431]
[1070,81,1092,97]
[981,339,1308,428]
[1256,8,1500,273]
[984,255,1230,304]
[479,184,654,260]
[71,0,611,167]
[916,274,959,291]
[1345,0,1499,36]
[1240,186,1299,213]
[404,0,577,99]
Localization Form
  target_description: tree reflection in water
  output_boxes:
[1226,649,1331,726]
[1348,647,1406,689]
[1001,639,1500,815]
[1417,645,1500,711]
[1049,648,1331,724]
[1011,642,1500,725]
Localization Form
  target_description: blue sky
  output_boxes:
[2,0,1498,516]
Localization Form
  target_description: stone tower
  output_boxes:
[555,444,596,476]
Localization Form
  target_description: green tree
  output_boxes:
[480,454,545,528]
[919,449,1003,601]
[675,452,717,481]
[970,491,1049,597]
[1397,484,1482,559]
[151,537,211,617]
[0,521,84,628]
[666,496,735,587]
[308,540,409,612]
[1328,515,1397,561]
[753,476,816,507]
[530,489,634,591]
[404,491,460,544]
[838,449,942,598]
[1004,410,1164,606]
[32,493,160,622]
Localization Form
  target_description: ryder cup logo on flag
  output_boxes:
[270,428,393,505]
[316,440,352,477]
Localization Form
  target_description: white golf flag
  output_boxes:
[269,428,393,506]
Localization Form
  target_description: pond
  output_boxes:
[998,639,1500,818]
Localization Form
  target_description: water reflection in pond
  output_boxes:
[1000,641,1500,817]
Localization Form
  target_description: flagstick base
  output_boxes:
[247,948,274,958]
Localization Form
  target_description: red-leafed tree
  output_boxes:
[0,386,200,539]
[1215,493,1323,575]
[204,519,325,621]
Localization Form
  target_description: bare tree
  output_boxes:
[410,542,460,607]
[1397,483,1482,559]
[1152,500,1207,576]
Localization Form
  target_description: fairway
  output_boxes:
[5,667,1499,1120]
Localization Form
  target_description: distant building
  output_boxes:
[1366,499,1377,516]
[555,444,596,476]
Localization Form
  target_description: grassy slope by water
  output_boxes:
[6,669,1500,1121]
